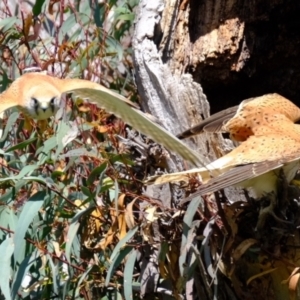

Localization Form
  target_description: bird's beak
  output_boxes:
[40,103,48,112]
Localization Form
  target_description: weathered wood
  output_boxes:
[132,0,215,169]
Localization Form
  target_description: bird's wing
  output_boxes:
[196,160,284,195]
[49,76,140,109]
[0,90,20,113]
[0,73,205,166]
[177,93,300,141]
[0,77,25,113]
[67,87,208,167]
[176,96,260,139]
[146,131,300,185]
[182,153,300,203]
[176,105,240,139]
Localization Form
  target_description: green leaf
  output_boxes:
[65,205,92,262]
[0,236,14,300]
[105,246,133,287]
[74,265,93,298]
[36,136,56,156]
[60,15,77,37]
[87,163,107,186]
[0,206,17,240]
[5,137,37,152]
[13,191,47,264]
[46,254,59,294]
[110,226,138,262]
[32,0,46,16]
[0,69,10,92]
[158,241,168,267]
[0,180,27,204]
[114,179,119,209]
[105,226,138,286]
[104,35,123,60]
[61,124,78,147]
[23,176,56,186]
[59,148,99,159]
[0,17,20,32]
[124,249,137,300]
[91,1,102,27]
[60,13,90,41]
[15,165,39,179]
[0,112,19,143]
[179,196,201,276]
[54,121,72,159]
[116,13,135,22]
[81,186,93,198]
[11,249,39,300]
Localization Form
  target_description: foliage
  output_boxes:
[0,0,148,299]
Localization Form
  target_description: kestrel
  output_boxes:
[0,72,138,120]
[148,102,300,199]
[177,93,300,142]
[0,72,204,166]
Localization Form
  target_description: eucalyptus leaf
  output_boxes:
[0,235,14,300]
[124,249,137,300]
[65,205,92,262]
[0,112,19,143]
[13,191,47,264]
[179,196,201,276]
[11,249,40,300]
[5,137,37,153]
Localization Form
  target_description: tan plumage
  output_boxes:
[148,112,300,199]
[225,93,300,141]
[177,93,300,141]
[0,72,138,120]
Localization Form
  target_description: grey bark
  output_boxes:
[132,0,213,166]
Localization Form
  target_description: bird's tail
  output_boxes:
[145,155,233,185]
[144,167,212,185]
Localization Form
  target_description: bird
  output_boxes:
[147,111,300,200]
[0,72,139,120]
[0,72,205,167]
[177,93,300,142]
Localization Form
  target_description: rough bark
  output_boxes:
[132,0,213,159]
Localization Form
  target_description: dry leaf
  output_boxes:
[125,197,138,229]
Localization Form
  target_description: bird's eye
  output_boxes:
[50,97,56,106]
[31,97,39,107]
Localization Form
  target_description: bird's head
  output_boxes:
[23,84,62,120]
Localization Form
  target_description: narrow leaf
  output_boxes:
[110,226,138,262]
[0,112,19,143]
[11,249,39,300]
[5,137,37,152]
[87,163,107,186]
[32,0,46,16]
[65,206,91,262]
[13,191,46,264]
[179,196,201,276]
[74,265,93,298]
[124,249,137,300]
[0,235,14,300]
[105,246,132,287]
